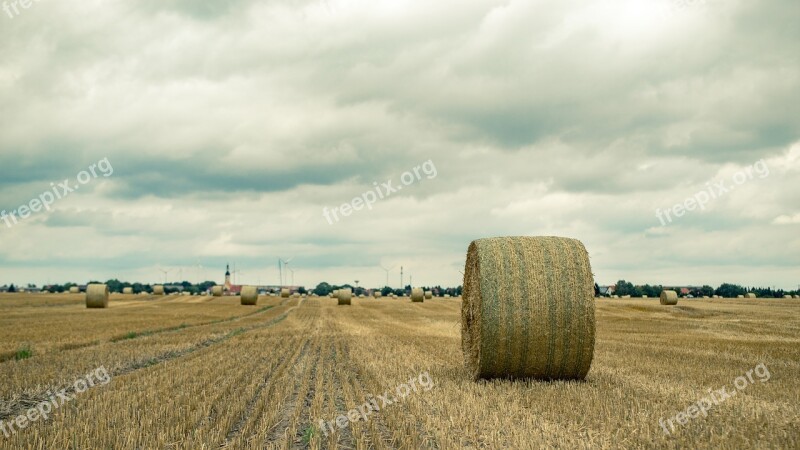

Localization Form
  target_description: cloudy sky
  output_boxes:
[1,0,798,289]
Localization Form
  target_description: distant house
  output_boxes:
[598,286,614,296]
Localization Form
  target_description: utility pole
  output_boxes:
[400,266,404,289]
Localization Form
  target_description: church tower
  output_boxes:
[224,264,232,292]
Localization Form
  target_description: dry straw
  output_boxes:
[86,284,109,309]
[241,286,258,305]
[153,285,165,295]
[338,288,352,305]
[424,291,433,300]
[69,286,80,294]
[660,290,679,305]
[211,286,223,297]
[461,236,596,380]
[411,288,424,303]
[281,288,290,298]
[122,287,133,295]
[745,293,756,298]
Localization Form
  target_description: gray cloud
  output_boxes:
[0,0,798,288]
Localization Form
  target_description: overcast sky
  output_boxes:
[1,0,798,289]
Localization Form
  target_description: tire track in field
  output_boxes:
[0,303,299,422]
[264,308,321,447]
[334,334,396,449]
[221,339,312,447]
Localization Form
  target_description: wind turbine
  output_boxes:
[289,268,296,286]
[379,265,395,288]
[279,258,293,286]
[158,268,171,285]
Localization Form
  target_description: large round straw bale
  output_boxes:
[338,288,352,305]
[642,295,648,298]
[444,294,451,298]
[745,293,756,298]
[660,290,679,305]
[424,291,433,299]
[462,236,595,380]
[281,288,290,298]
[411,288,424,303]
[392,294,398,299]
[374,291,382,298]
[241,286,258,305]
[783,294,792,299]
[622,295,631,299]
[69,286,80,294]
[122,287,133,295]
[794,295,799,299]
[737,294,744,298]
[86,284,109,309]
[293,293,300,298]
[211,286,223,297]
[153,285,165,295]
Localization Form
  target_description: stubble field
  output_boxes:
[0,293,797,449]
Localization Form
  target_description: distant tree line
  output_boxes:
[312,283,463,297]
[41,279,219,295]
[610,280,798,298]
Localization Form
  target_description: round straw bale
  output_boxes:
[783,294,792,299]
[737,294,744,298]
[462,236,595,380]
[411,288,424,302]
[211,286,223,297]
[392,294,398,299]
[444,294,451,298]
[69,286,80,294]
[122,287,133,295]
[153,285,165,295]
[241,286,258,305]
[424,291,433,299]
[293,293,300,298]
[281,288,290,298]
[622,295,631,299]
[86,284,109,309]
[745,293,756,298]
[374,291,382,298]
[338,288,352,305]
[660,290,679,305]
[642,295,648,298]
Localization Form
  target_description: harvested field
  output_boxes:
[0,295,797,448]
